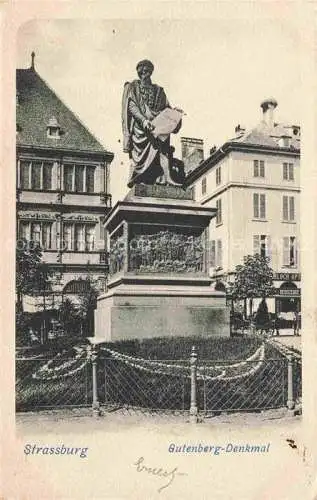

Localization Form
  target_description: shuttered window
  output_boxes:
[282,196,295,221]
[253,193,266,219]
[216,198,222,224]
[283,236,297,266]
[283,163,294,181]
[209,240,216,267]
[217,239,223,268]
[253,234,271,260]
[201,177,207,195]
[254,160,265,177]
[216,167,221,185]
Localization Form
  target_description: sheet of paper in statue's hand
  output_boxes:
[151,107,183,140]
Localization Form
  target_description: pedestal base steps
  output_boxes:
[95,280,230,341]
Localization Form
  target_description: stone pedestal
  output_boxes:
[94,184,230,341]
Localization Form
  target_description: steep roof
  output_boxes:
[185,117,300,186]
[16,68,108,154]
[230,121,300,151]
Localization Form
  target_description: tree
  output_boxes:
[16,240,53,312]
[255,298,270,329]
[58,298,80,336]
[229,254,274,317]
[77,276,99,336]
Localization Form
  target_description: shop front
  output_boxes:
[275,282,301,314]
[274,272,301,315]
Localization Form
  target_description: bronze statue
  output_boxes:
[122,60,185,188]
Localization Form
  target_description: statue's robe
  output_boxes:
[122,79,173,187]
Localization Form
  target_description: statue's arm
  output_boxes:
[128,100,147,126]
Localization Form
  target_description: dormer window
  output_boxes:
[47,116,61,139]
[16,91,21,106]
[278,136,290,148]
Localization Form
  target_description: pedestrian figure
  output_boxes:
[274,313,280,336]
[293,311,300,336]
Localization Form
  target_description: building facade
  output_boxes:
[16,57,114,312]
[186,99,301,315]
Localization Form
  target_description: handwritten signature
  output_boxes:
[133,456,188,493]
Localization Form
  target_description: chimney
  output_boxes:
[260,98,278,127]
[181,137,204,174]
[30,51,35,70]
[181,137,204,160]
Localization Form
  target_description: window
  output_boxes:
[47,127,60,139]
[253,160,265,178]
[253,234,271,259]
[86,166,95,193]
[63,164,96,193]
[279,137,290,148]
[253,193,266,219]
[74,224,85,251]
[86,225,95,251]
[75,165,85,192]
[283,162,294,181]
[282,195,295,221]
[217,239,223,268]
[19,160,53,190]
[19,221,29,240]
[31,162,42,190]
[63,223,73,251]
[216,198,222,225]
[283,236,298,267]
[62,223,96,251]
[19,221,53,250]
[216,167,221,185]
[42,223,52,249]
[43,163,53,190]
[209,239,222,268]
[31,223,41,244]
[201,177,207,195]
[209,240,216,267]
[21,161,30,189]
[47,117,61,139]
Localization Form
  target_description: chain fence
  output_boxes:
[16,354,92,411]
[199,358,287,415]
[16,342,302,417]
[97,357,191,416]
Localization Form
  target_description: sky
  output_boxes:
[17,17,302,203]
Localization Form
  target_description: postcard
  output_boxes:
[1,1,317,498]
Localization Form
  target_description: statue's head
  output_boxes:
[136,59,154,79]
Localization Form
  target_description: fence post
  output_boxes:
[190,345,198,423]
[91,344,101,417]
[287,355,295,412]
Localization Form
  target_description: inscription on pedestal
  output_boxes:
[126,183,194,201]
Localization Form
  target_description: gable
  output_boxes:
[16,69,107,154]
